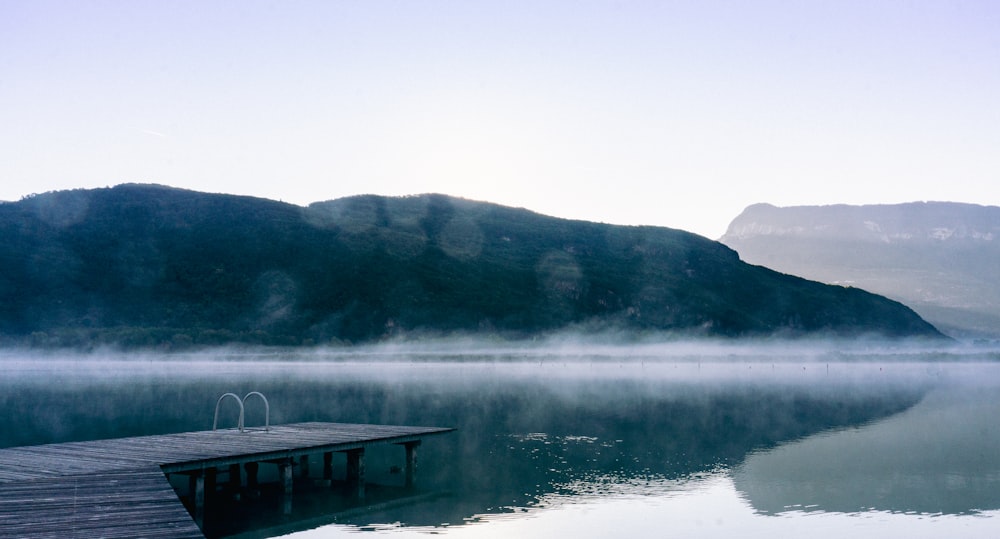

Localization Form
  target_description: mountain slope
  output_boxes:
[720,202,1000,338]
[0,185,942,347]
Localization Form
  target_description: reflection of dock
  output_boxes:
[224,490,449,539]
[0,422,455,538]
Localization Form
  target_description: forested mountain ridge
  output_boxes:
[721,202,1000,338]
[0,185,941,347]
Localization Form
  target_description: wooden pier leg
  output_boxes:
[345,448,366,500]
[322,451,333,487]
[278,459,294,515]
[245,461,259,496]
[189,471,205,528]
[299,454,310,480]
[205,467,217,498]
[403,441,420,489]
[228,463,242,486]
[228,463,242,499]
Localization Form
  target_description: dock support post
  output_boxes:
[322,451,333,487]
[278,459,294,515]
[190,471,205,527]
[345,448,366,500]
[299,454,310,480]
[403,441,420,489]
[245,461,259,495]
[228,463,241,486]
[205,467,217,496]
[228,463,242,498]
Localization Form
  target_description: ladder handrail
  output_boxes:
[243,391,270,432]
[213,393,245,432]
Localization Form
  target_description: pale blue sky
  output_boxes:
[2,0,998,238]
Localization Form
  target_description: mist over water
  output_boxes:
[2,340,999,538]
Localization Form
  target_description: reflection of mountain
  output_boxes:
[393,376,924,529]
[0,359,929,532]
[720,202,1000,338]
[732,386,1000,515]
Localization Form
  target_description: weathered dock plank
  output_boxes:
[0,422,454,538]
[0,467,204,539]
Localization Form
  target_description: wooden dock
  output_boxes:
[0,422,454,538]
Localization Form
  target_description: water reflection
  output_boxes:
[734,385,1000,516]
[2,352,998,537]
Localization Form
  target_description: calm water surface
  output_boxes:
[2,343,999,538]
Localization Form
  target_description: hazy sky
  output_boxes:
[2,1,998,238]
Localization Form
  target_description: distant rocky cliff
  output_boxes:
[721,202,1000,338]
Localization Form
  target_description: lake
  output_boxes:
[2,340,999,538]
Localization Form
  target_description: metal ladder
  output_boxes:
[213,392,270,432]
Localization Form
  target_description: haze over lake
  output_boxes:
[2,341,999,538]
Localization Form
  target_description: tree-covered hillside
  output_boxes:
[0,185,941,348]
